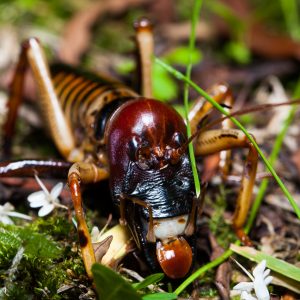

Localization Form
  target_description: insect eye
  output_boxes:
[171,132,186,148]
[128,136,142,160]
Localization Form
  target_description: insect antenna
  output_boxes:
[201,98,300,132]
[177,97,300,157]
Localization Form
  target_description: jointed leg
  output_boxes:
[134,17,154,98]
[188,83,233,135]
[2,45,27,157]
[194,129,258,240]
[189,83,234,179]
[119,193,155,243]
[184,188,205,236]
[68,162,109,278]
[0,159,71,178]
[2,38,77,160]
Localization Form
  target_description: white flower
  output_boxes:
[0,202,32,224]
[27,175,67,217]
[233,260,273,300]
[91,226,102,243]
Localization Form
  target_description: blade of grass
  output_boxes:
[174,247,234,295]
[279,0,300,41]
[230,244,300,281]
[159,61,300,295]
[183,0,203,198]
[245,78,300,233]
[154,57,300,220]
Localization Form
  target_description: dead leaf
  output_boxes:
[93,235,113,262]
[59,0,149,64]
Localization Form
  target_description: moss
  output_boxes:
[0,213,89,299]
[28,213,74,240]
[207,185,236,248]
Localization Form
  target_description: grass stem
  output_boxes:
[183,0,203,198]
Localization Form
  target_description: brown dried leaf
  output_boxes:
[218,0,300,60]
[209,233,232,300]
[93,235,113,263]
[59,0,148,65]
[247,24,300,60]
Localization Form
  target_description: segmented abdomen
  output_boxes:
[50,63,138,139]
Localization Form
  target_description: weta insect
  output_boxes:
[0,18,258,279]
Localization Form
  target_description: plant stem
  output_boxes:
[245,78,300,232]
[280,0,300,41]
[154,57,300,220]
[184,0,203,198]
[174,244,238,295]
[156,58,300,294]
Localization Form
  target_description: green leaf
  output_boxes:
[164,47,202,66]
[153,64,178,101]
[133,273,164,290]
[224,41,251,64]
[230,244,300,281]
[92,263,142,300]
[116,59,135,75]
[173,103,195,118]
[142,292,177,300]
[16,0,39,9]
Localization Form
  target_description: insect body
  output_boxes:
[50,63,197,278]
[106,98,197,278]
[1,18,258,280]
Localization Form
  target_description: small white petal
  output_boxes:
[263,269,270,278]
[28,191,47,203]
[34,174,50,195]
[29,200,48,208]
[29,196,49,208]
[253,260,266,277]
[233,282,254,292]
[264,276,273,286]
[38,204,55,217]
[3,202,14,212]
[241,291,257,300]
[6,211,32,220]
[50,182,63,200]
[0,215,14,224]
[253,278,270,300]
[91,226,100,243]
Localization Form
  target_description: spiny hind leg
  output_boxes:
[2,38,79,161]
[194,129,258,244]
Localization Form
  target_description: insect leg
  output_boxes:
[194,129,258,243]
[188,83,233,134]
[2,42,28,158]
[68,162,109,278]
[119,193,155,243]
[0,159,71,178]
[189,83,234,180]
[134,17,154,98]
[2,38,77,161]
[184,182,207,236]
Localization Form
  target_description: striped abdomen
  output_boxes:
[50,63,138,145]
